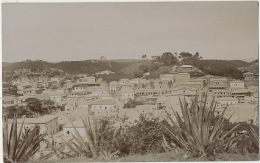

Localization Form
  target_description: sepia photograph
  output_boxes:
[2,1,259,162]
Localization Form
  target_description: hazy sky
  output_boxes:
[2,2,258,62]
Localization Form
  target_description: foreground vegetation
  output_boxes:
[4,94,259,162]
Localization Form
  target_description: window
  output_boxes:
[67,131,70,134]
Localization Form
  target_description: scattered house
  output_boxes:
[179,65,195,72]
[72,84,87,92]
[50,77,60,82]
[119,78,130,85]
[99,93,113,100]
[180,80,204,89]
[77,101,89,109]
[90,100,116,110]
[109,81,118,93]
[216,97,239,105]
[121,87,135,100]
[88,87,106,96]
[212,89,231,98]
[224,104,257,123]
[9,115,59,136]
[231,89,251,103]
[151,56,160,60]
[63,119,86,136]
[55,89,65,94]
[173,73,191,82]
[135,88,166,96]
[229,80,245,90]
[172,66,178,71]
[208,78,228,90]
[160,74,174,82]
[96,70,115,75]
[201,75,214,86]
[77,74,88,78]
[139,95,158,105]
[170,87,198,97]
[65,103,76,111]
[143,72,150,76]
[243,72,256,80]
[156,96,192,112]
[130,78,141,85]
[22,88,36,95]
[49,94,63,102]
[86,76,96,83]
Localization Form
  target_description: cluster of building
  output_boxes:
[3,65,259,138]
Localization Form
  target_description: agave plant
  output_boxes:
[3,114,44,163]
[63,113,121,159]
[160,94,243,157]
[248,124,259,151]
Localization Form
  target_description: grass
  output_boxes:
[30,151,259,162]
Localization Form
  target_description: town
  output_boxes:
[2,55,259,161]
[2,2,259,162]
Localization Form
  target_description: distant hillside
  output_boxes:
[181,59,251,79]
[203,60,250,68]
[2,60,135,74]
[2,59,253,81]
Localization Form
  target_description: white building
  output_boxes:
[216,97,239,105]
[119,78,130,85]
[9,115,59,136]
[229,80,245,89]
[179,65,195,72]
[90,100,116,110]
[160,74,174,82]
[130,78,141,85]
[121,87,135,100]
[49,93,63,102]
[86,76,96,83]
[109,81,118,93]
[63,119,86,136]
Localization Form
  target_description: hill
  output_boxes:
[2,60,135,74]
[2,59,254,81]
[204,60,250,68]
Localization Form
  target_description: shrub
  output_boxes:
[123,99,143,108]
[115,114,170,156]
[62,114,121,160]
[160,94,242,158]
[3,115,44,163]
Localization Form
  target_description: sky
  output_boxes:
[2,2,259,63]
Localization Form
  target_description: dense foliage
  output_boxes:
[4,98,61,118]
[123,99,143,108]
[114,114,170,156]
[3,115,44,163]
[161,95,243,158]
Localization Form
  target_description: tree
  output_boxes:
[133,70,144,78]
[123,99,142,108]
[139,65,149,73]
[150,63,159,72]
[179,52,192,59]
[160,52,178,65]
[142,54,147,60]
[25,98,43,115]
[149,81,155,89]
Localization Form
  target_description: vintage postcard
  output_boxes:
[2,1,259,162]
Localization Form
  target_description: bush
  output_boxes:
[160,94,242,158]
[123,99,143,108]
[115,114,170,156]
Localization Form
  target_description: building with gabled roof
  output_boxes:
[90,99,116,110]
[9,115,59,136]
[216,97,239,105]
[121,87,135,100]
